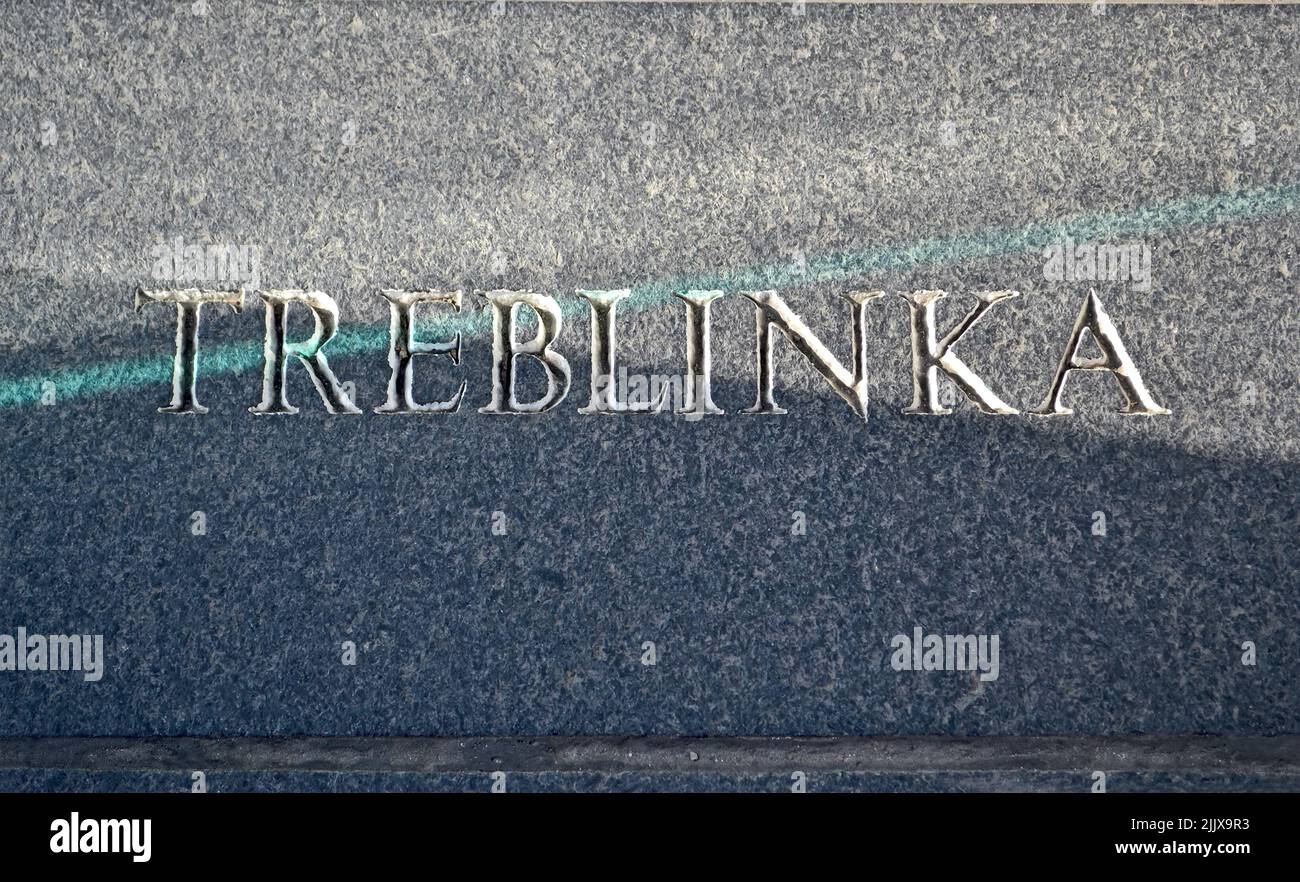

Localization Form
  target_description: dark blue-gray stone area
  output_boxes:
[0,1,1297,789]
[3,377,1295,737]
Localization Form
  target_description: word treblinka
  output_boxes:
[134,286,1169,421]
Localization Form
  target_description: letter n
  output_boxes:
[741,290,883,420]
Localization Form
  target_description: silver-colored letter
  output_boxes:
[674,290,724,417]
[478,289,571,415]
[577,289,667,414]
[375,289,465,414]
[135,287,243,414]
[741,289,883,420]
[1034,288,1169,416]
[249,289,360,415]
[900,289,1019,415]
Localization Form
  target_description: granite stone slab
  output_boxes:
[0,1,1297,790]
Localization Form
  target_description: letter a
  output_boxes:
[1034,289,1169,416]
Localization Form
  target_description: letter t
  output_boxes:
[135,286,244,414]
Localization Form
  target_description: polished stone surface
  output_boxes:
[0,1,1296,789]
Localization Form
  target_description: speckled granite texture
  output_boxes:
[8,770,1300,793]
[0,1,1297,790]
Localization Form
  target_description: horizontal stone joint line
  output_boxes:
[0,736,1296,775]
